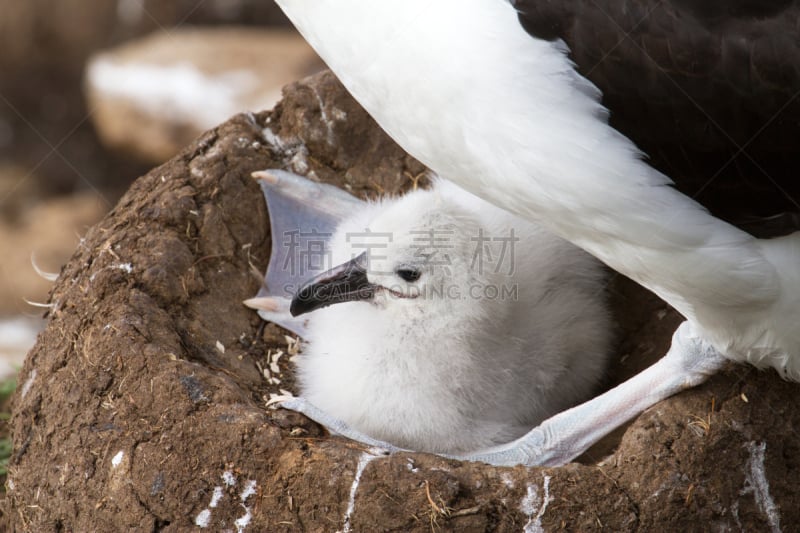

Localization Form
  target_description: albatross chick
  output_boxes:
[288,179,611,454]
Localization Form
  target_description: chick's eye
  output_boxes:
[396,267,421,282]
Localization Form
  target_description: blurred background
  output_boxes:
[0,0,323,377]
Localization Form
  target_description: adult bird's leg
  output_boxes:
[448,321,726,466]
[277,321,726,467]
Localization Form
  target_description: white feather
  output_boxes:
[276,0,800,379]
[30,253,60,282]
[296,180,611,453]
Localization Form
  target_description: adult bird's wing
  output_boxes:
[513,0,800,153]
[245,170,365,337]
[513,0,800,223]
[273,0,800,373]
[265,0,800,466]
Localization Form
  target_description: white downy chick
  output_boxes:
[290,180,611,454]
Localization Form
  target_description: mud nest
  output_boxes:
[4,71,799,532]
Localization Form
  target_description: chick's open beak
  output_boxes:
[290,252,376,317]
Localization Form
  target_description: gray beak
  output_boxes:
[290,252,376,317]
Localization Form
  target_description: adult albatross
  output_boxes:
[270,0,800,466]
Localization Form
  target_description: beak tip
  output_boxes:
[289,285,313,317]
[288,299,307,317]
[289,252,374,317]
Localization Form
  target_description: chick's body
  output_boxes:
[296,180,611,453]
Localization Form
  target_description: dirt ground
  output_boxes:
[2,71,798,532]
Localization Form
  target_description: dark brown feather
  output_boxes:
[513,0,800,224]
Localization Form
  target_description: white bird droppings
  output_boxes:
[240,479,257,501]
[222,470,236,486]
[343,449,383,533]
[311,85,335,145]
[234,479,258,532]
[235,504,252,532]
[20,368,37,399]
[111,451,124,468]
[88,263,133,282]
[209,486,224,508]
[197,472,258,531]
[742,441,781,533]
[520,475,552,533]
[194,508,211,528]
[196,484,226,528]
